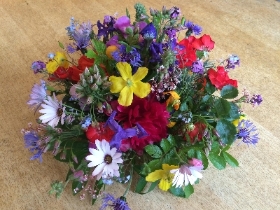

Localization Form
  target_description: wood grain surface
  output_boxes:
[0,0,280,209]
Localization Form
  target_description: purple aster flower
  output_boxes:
[149,42,163,63]
[105,111,148,149]
[140,22,157,40]
[250,94,263,107]
[27,80,47,110]
[236,120,259,145]
[100,194,130,210]
[23,131,44,162]
[185,20,202,36]
[225,54,240,69]
[169,6,181,19]
[111,45,142,67]
[31,61,46,74]
[191,60,204,74]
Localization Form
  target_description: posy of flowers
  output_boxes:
[22,3,263,209]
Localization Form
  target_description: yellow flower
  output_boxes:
[109,62,151,106]
[164,91,180,110]
[232,115,246,127]
[146,164,179,191]
[46,52,69,74]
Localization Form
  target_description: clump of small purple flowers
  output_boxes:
[225,54,240,69]
[112,45,142,67]
[236,120,259,145]
[191,60,204,74]
[100,194,130,210]
[185,20,202,36]
[169,6,181,19]
[250,94,263,107]
[31,61,46,74]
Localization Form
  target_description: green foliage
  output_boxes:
[216,119,237,144]
[145,145,163,158]
[222,151,239,167]
[221,85,239,99]
[184,184,194,198]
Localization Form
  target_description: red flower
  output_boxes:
[191,34,215,51]
[176,37,197,68]
[187,122,206,143]
[86,123,115,143]
[68,56,94,83]
[115,96,170,154]
[208,66,238,90]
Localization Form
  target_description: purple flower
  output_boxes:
[114,16,132,34]
[225,54,240,69]
[23,131,44,162]
[27,80,47,110]
[140,22,157,40]
[106,35,119,47]
[100,194,130,210]
[185,21,202,36]
[105,111,147,150]
[111,45,142,67]
[250,94,263,107]
[149,42,163,63]
[191,60,204,74]
[236,120,259,145]
[97,16,116,38]
[31,61,46,74]
[169,6,181,19]
[65,17,76,36]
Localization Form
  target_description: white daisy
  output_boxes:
[27,80,47,109]
[38,94,65,127]
[170,159,203,188]
[85,139,123,180]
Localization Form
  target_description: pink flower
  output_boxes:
[114,16,132,34]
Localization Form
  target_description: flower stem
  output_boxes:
[123,166,134,197]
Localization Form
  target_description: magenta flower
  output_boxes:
[114,16,132,34]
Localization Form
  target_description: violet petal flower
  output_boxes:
[140,22,157,39]
[250,94,263,107]
[114,16,131,34]
[31,61,46,73]
[27,80,47,110]
[24,131,44,162]
[100,194,131,210]
[236,120,259,145]
[191,60,204,74]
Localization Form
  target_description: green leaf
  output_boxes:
[72,180,84,195]
[202,95,211,103]
[162,148,178,165]
[227,102,240,121]
[91,179,103,205]
[211,141,220,154]
[209,153,226,170]
[135,176,147,193]
[196,50,204,60]
[196,150,209,169]
[221,85,238,99]
[169,186,186,198]
[141,159,162,175]
[166,135,176,146]
[216,119,237,144]
[92,39,106,54]
[85,49,96,59]
[214,98,231,118]
[184,184,194,198]
[139,180,159,194]
[222,151,239,167]
[145,145,162,158]
[58,41,64,49]
[205,82,216,94]
[179,101,188,111]
[160,139,172,153]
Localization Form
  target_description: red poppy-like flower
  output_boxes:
[86,123,115,143]
[191,34,215,51]
[115,96,170,154]
[208,66,238,90]
[176,37,197,68]
[187,122,206,143]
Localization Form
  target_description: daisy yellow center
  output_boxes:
[104,154,112,164]
[126,78,133,87]
[57,108,63,117]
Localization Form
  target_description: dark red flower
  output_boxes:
[187,122,206,143]
[208,66,238,90]
[176,37,197,68]
[115,96,170,154]
[86,123,115,143]
[191,34,215,51]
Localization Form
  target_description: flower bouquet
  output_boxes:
[22,3,262,209]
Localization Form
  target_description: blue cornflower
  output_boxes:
[185,20,202,36]
[100,194,130,210]
[250,94,263,107]
[24,131,44,162]
[169,6,181,19]
[191,60,204,74]
[236,120,259,145]
[225,54,240,69]
[80,116,92,129]
[31,61,46,74]
[111,45,142,67]
[140,22,157,40]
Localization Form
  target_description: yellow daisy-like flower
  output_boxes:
[46,52,69,74]
[232,115,246,127]
[109,62,151,106]
[146,164,179,191]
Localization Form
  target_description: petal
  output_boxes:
[92,162,106,177]
[132,81,151,98]
[132,66,148,82]
[118,86,133,106]
[109,76,126,93]
[146,170,165,182]
[46,61,58,74]
[158,178,172,191]
[162,164,179,172]
[116,62,132,80]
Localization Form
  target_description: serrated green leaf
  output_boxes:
[58,41,64,49]
[211,141,220,154]
[216,119,237,144]
[92,39,106,54]
[135,176,147,193]
[227,102,240,121]
[222,151,239,167]
[202,95,211,103]
[147,159,162,172]
[196,50,204,59]
[163,148,178,165]
[160,139,172,153]
[187,148,196,158]
[206,82,216,94]
[85,49,96,59]
[209,153,226,170]
[214,98,231,118]
[145,145,162,158]
[196,150,209,169]
[184,184,194,198]
[221,85,238,99]
[166,135,176,146]
[169,186,186,198]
